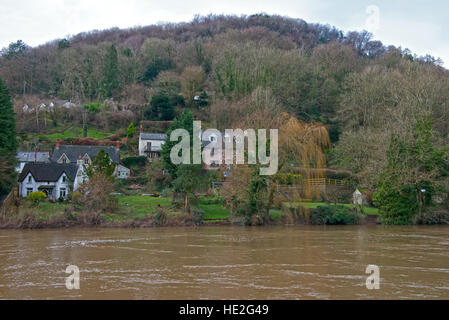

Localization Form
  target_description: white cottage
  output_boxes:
[18,163,87,200]
[139,132,167,159]
[353,189,364,205]
[116,164,130,179]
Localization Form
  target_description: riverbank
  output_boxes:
[4,194,447,230]
[0,194,382,229]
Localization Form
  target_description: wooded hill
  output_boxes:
[1,14,448,190]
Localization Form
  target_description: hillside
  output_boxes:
[1,13,448,190]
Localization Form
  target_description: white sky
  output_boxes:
[1,0,448,67]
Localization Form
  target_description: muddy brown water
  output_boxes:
[0,226,448,299]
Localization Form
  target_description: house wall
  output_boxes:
[74,166,88,190]
[19,172,73,200]
[139,138,165,156]
[15,162,26,173]
[116,166,130,179]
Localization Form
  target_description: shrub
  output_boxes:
[122,156,147,168]
[191,206,204,226]
[154,206,167,226]
[372,185,417,225]
[28,191,47,204]
[83,102,101,114]
[64,206,76,221]
[70,191,82,205]
[78,172,114,212]
[310,205,360,225]
[418,209,449,225]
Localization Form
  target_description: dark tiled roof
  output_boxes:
[18,163,78,182]
[17,152,50,163]
[51,145,120,164]
[140,133,167,141]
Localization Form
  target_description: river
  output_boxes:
[0,226,448,299]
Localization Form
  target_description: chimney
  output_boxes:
[56,141,60,149]
[116,141,120,151]
[34,148,37,163]
[140,124,143,134]
[77,155,83,166]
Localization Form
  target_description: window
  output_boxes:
[62,175,66,183]
[28,175,32,183]
[26,188,33,196]
[84,158,89,165]
[60,188,66,199]
[62,158,67,164]
[210,136,216,142]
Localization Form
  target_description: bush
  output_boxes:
[122,156,147,168]
[78,173,114,212]
[418,209,449,225]
[191,206,204,226]
[154,206,167,226]
[28,191,47,204]
[70,191,82,205]
[310,205,360,225]
[372,185,417,225]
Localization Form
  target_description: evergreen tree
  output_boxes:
[160,111,195,179]
[373,118,449,224]
[144,92,176,121]
[0,78,17,196]
[127,122,136,137]
[87,149,116,180]
[100,44,120,98]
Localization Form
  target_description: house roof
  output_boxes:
[17,152,50,163]
[140,133,167,141]
[18,163,78,182]
[51,145,120,164]
[117,164,130,172]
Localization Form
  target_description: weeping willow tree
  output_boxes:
[221,111,330,221]
[266,113,331,213]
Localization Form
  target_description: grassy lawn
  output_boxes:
[16,196,294,223]
[112,195,175,221]
[198,203,230,220]
[34,126,113,142]
[287,202,379,215]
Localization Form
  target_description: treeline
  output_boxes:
[1,14,442,101]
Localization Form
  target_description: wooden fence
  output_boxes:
[301,178,346,186]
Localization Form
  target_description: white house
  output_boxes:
[16,151,50,173]
[18,163,87,200]
[116,164,130,179]
[139,132,167,159]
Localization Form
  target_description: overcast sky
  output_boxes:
[1,0,448,67]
